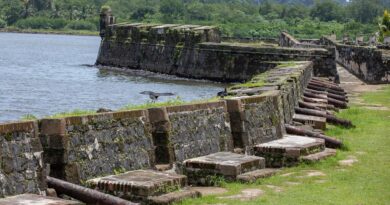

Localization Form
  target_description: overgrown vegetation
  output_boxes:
[379,10,390,42]
[179,85,390,205]
[49,109,96,118]
[0,0,388,38]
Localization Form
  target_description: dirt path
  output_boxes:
[337,65,387,110]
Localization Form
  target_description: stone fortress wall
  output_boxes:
[0,61,313,196]
[96,22,336,81]
[279,31,390,84]
[0,121,46,197]
[320,37,390,84]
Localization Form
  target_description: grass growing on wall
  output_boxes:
[120,96,186,110]
[49,109,96,118]
[179,85,390,205]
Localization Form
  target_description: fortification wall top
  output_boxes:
[106,23,221,46]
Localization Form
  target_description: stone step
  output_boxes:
[293,113,326,130]
[184,152,265,185]
[237,168,281,183]
[0,194,83,205]
[155,164,172,171]
[254,135,325,168]
[301,148,337,162]
[87,170,187,202]
[147,189,201,205]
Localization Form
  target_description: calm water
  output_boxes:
[0,33,224,122]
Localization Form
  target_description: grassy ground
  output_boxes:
[180,85,390,205]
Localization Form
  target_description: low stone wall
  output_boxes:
[167,102,233,163]
[279,32,300,47]
[227,62,313,153]
[96,23,336,82]
[40,110,153,184]
[320,37,390,84]
[227,92,285,154]
[0,121,46,197]
[0,61,313,196]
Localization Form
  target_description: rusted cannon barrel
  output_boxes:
[307,84,347,96]
[302,97,339,112]
[306,88,348,102]
[309,81,345,92]
[285,124,342,148]
[298,101,333,115]
[47,176,138,205]
[311,78,341,87]
[295,107,354,128]
[304,91,348,109]
[312,77,340,86]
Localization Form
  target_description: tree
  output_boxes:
[379,10,390,42]
[131,6,154,21]
[311,0,344,22]
[159,0,184,22]
[283,4,310,19]
[0,0,24,24]
[346,0,382,23]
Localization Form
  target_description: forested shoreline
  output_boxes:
[0,0,388,38]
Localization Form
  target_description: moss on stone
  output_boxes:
[4,133,13,141]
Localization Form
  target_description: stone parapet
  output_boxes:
[96,24,336,82]
[0,120,46,197]
[320,36,390,84]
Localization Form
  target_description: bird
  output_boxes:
[217,88,228,98]
[140,91,175,102]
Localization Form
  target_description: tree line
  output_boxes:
[0,0,388,38]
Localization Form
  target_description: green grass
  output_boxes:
[361,86,390,107]
[179,85,390,205]
[41,96,220,119]
[48,109,96,118]
[120,96,187,111]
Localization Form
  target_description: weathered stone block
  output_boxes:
[254,135,325,167]
[237,168,280,183]
[40,119,66,136]
[293,114,326,130]
[184,152,265,185]
[87,170,187,200]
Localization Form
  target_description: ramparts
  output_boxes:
[320,37,390,84]
[0,121,46,197]
[96,23,336,82]
[0,61,313,195]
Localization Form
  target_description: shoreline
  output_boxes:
[0,27,99,36]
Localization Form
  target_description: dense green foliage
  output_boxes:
[0,0,388,38]
[0,18,6,28]
[379,10,390,42]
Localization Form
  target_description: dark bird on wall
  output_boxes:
[140,91,175,102]
[217,88,228,98]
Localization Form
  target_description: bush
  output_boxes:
[15,17,68,29]
[65,20,97,31]
[0,18,6,28]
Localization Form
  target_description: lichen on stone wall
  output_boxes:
[168,108,233,163]
[0,123,46,197]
